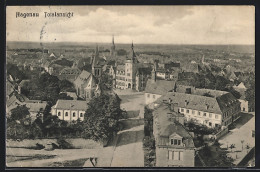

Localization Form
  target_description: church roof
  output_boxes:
[53,99,88,110]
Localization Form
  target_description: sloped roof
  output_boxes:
[53,100,88,110]
[59,67,81,75]
[155,92,239,115]
[74,70,92,86]
[153,103,194,148]
[145,79,176,95]
[25,101,48,113]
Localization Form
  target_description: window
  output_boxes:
[192,110,195,115]
[178,140,181,145]
[73,112,76,117]
[203,113,207,117]
[215,124,219,128]
[169,151,173,160]
[186,109,189,113]
[215,114,218,119]
[58,112,61,116]
[127,73,130,76]
[173,151,179,160]
[65,112,68,117]
[174,139,178,145]
[153,95,156,99]
[171,139,174,145]
[80,113,83,117]
[198,112,201,116]
[209,113,212,118]
[147,94,150,98]
[209,122,212,127]
[179,152,183,161]
[181,108,184,112]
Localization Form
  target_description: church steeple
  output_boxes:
[110,35,116,57]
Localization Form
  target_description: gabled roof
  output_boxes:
[74,70,92,87]
[53,99,88,110]
[155,91,239,115]
[145,79,176,95]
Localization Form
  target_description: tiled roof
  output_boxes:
[156,91,239,114]
[74,70,92,86]
[153,103,194,148]
[53,99,88,110]
[145,79,176,95]
[59,68,81,75]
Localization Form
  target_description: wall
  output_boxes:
[239,99,248,112]
[52,109,85,121]
[6,138,103,149]
[156,147,195,167]
[179,107,222,128]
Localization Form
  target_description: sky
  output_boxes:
[6,6,255,45]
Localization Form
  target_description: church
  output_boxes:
[74,45,103,100]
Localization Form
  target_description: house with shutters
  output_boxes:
[51,99,88,122]
[153,90,241,128]
[153,102,195,167]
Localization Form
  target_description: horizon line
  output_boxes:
[6,40,255,46]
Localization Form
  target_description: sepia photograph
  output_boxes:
[5,5,255,167]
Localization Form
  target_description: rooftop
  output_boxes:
[53,99,88,110]
[145,79,176,95]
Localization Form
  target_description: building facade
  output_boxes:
[51,99,88,122]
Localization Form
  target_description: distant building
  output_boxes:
[144,65,176,105]
[153,102,195,167]
[51,100,88,122]
[112,42,152,91]
[58,67,81,83]
[233,82,248,112]
[25,100,48,121]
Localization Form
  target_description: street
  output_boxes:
[218,112,255,165]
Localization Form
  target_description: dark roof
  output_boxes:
[145,79,176,95]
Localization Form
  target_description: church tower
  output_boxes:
[125,41,137,89]
[92,45,102,79]
[110,35,116,57]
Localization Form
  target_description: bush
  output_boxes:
[57,138,74,149]
[143,136,155,149]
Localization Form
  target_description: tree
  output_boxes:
[82,94,124,142]
[10,105,30,122]
[59,79,75,92]
[58,93,73,100]
[117,49,127,56]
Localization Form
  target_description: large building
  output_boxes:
[154,89,241,128]
[110,42,152,91]
[51,99,88,122]
[153,102,195,167]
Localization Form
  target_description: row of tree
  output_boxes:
[7,93,124,143]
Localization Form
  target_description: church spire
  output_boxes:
[131,40,134,49]
[112,35,114,45]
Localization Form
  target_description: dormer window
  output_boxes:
[170,138,182,146]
